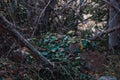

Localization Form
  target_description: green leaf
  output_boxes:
[41,52,48,56]
[51,36,57,41]
[91,42,96,47]
[82,40,88,48]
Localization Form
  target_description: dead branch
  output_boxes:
[89,0,120,41]
[32,0,52,37]
[0,15,54,69]
[89,26,120,40]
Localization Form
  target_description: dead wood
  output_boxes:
[89,26,120,40]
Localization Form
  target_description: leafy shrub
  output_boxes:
[34,32,103,80]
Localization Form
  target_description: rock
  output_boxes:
[98,76,117,80]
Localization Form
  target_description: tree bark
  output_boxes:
[108,0,120,49]
[0,15,54,69]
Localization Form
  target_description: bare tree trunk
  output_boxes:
[109,0,120,49]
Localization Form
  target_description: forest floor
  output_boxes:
[0,31,120,80]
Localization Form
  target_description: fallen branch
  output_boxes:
[0,15,54,69]
[89,26,120,40]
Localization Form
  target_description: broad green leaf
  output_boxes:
[41,52,48,56]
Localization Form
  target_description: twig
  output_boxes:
[6,42,16,58]
[59,64,74,80]
[31,0,52,37]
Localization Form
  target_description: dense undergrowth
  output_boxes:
[0,0,120,79]
[0,31,120,80]
[34,32,106,79]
